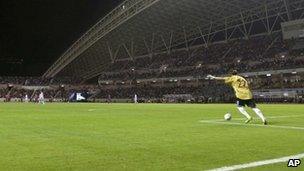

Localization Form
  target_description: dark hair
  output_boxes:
[231,70,238,75]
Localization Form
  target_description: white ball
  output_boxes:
[224,113,232,121]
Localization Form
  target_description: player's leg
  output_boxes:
[252,108,266,124]
[236,99,252,123]
[249,100,267,125]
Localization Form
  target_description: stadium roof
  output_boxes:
[43,0,304,80]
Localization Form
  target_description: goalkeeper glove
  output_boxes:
[206,75,216,80]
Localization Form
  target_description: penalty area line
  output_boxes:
[206,152,304,171]
[201,114,304,122]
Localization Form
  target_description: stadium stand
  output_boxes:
[2,0,304,103]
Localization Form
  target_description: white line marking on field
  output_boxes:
[199,115,304,131]
[207,153,304,171]
[200,120,304,130]
[88,109,96,112]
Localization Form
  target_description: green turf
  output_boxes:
[0,103,303,171]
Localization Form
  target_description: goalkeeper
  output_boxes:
[207,70,267,125]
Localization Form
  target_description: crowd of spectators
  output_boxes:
[99,34,302,81]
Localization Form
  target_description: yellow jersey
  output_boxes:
[224,75,253,100]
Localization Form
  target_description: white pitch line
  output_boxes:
[207,153,304,171]
[200,120,304,131]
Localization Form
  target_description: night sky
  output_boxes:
[0,0,124,76]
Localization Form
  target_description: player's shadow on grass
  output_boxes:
[233,119,274,125]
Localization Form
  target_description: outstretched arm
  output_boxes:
[206,75,226,80]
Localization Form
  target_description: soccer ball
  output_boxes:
[224,113,232,121]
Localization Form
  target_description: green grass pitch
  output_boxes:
[0,103,303,171]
